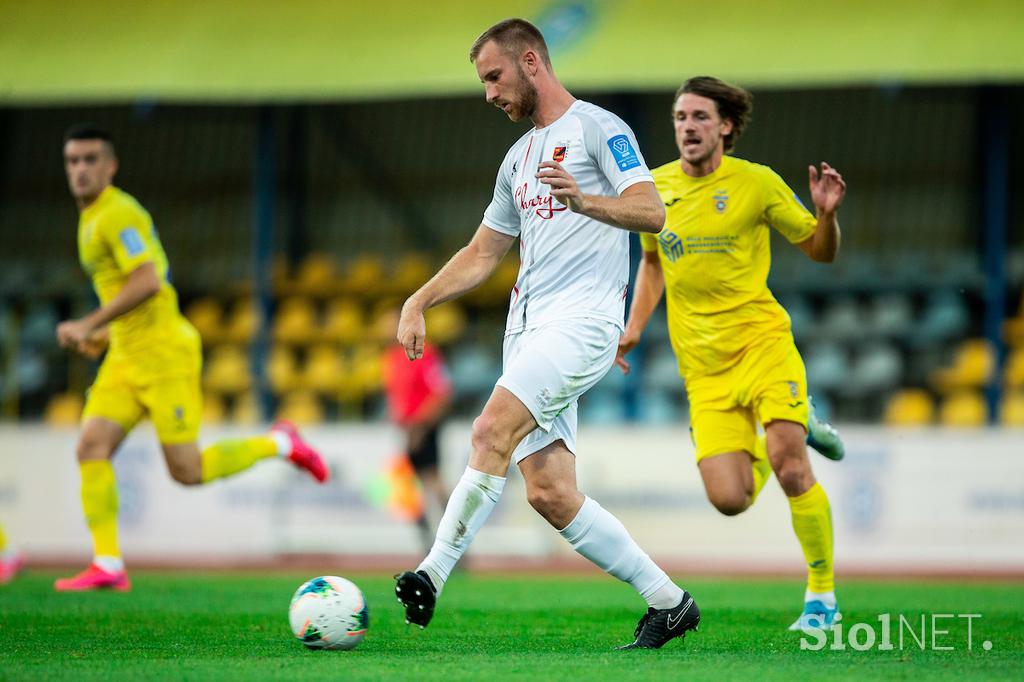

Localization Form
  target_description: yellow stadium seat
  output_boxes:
[389,253,434,296]
[1004,347,1024,389]
[425,303,467,347]
[293,253,339,298]
[322,299,364,346]
[203,345,252,395]
[276,390,324,425]
[267,346,300,395]
[465,257,520,305]
[1000,391,1024,427]
[1003,295,1024,346]
[301,344,347,395]
[222,298,260,345]
[931,339,995,393]
[232,392,262,425]
[883,389,934,426]
[184,297,224,346]
[201,392,226,425]
[272,297,319,346]
[341,255,386,296]
[44,393,83,426]
[938,391,988,427]
[351,343,384,395]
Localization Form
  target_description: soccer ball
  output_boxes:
[288,576,369,650]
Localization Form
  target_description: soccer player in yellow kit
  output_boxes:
[54,125,328,592]
[617,78,847,630]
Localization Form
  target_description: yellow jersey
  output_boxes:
[77,186,199,379]
[640,156,816,378]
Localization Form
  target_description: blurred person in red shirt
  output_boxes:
[381,309,453,550]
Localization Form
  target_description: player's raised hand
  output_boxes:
[537,161,585,212]
[397,300,426,361]
[809,162,846,215]
[615,329,641,375]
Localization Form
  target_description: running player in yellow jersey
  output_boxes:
[54,124,329,592]
[616,78,846,631]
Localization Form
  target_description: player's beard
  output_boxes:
[508,66,538,121]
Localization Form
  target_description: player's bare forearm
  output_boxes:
[625,252,666,337]
[799,211,841,263]
[577,182,665,233]
[405,225,515,313]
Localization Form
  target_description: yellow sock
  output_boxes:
[788,481,835,593]
[80,460,120,559]
[201,436,279,483]
[750,436,772,504]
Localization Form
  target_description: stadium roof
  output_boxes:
[3,0,1023,104]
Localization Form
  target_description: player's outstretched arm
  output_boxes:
[537,161,664,233]
[398,225,516,360]
[57,262,161,354]
[799,162,846,263]
[616,250,665,374]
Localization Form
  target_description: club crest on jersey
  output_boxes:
[713,189,729,214]
[552,145,568,162]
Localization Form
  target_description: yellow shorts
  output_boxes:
[82,358,202,445]
[685,335,809,463]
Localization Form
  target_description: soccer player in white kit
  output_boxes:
[394,19,699,649]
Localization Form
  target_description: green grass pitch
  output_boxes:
[2,571,1021,680]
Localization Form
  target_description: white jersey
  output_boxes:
[482,100,654,334]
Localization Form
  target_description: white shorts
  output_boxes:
[496,318,619,464]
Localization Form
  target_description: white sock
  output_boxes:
[94,555,124,573]
[805,589,837,608]
[270,431,292,457]
[559,496,684,610]
[417,467,505,595]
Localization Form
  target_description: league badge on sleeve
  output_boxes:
[119,227,146,256]
[607,135,641,171]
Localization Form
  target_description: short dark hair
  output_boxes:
[63,123,116,154]
[675,77,753,153]
[469,18,551,67]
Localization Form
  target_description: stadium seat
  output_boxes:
[883,389,935,426]
[272,297,319,346]
[781,293,817,341]
[449,344,500,396]
[341,255,386,296]
[349,343,384,397]
[302,345,346,395]
[222,298,260,345]
[816,298,866,342]
[910,291,969,349]
[203,345,252,395]
[636,388,682,425]
[803,342,849,393]
[44,392,83,426]
[19,300,59,350]
[388,253,434,296]
[840,342,903,398]
[1005,347,1024,389]
[292,253,339,298]
[232,392,262,425]
[866,293,914,339]
[322,298,364,346]
[939,391,988,427]
[1000,390,1024,427]
[276,390,324,425]
[267,345,300,395]
[201,392,226,425]
[1005,295,1024,346]
[931,339,995,393]
[425,303,467,347]
[641,348,682,393]
[184,297,225,345]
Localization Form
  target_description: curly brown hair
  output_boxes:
[675,76,753,153]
